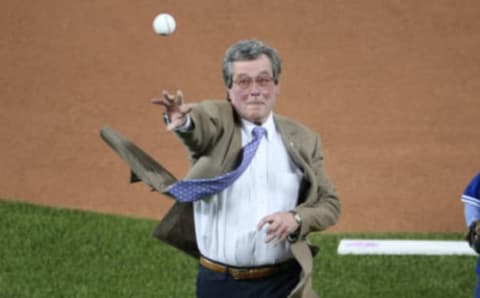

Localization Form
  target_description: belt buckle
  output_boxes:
[229,268,251,280]
[230,267,274,280]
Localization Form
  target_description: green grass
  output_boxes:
[0,199,476,297]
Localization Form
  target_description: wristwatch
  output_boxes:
[287,210,302,242]
[290,210,302,226]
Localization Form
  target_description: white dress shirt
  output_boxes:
[193,113,303,266]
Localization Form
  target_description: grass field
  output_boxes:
[0,199,476,297]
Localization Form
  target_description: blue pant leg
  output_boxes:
[475,259,480,298]
[475,276,480,298]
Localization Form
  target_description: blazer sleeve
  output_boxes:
[174,101,221,160]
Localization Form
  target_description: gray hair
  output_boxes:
[222,40,282,88]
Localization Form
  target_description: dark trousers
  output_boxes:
[196,263,301,298]
[476,259,480,298]
[476,273,480,298]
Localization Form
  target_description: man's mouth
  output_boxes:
[247,100,265,105]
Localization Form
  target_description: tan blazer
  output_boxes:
[100,100,340,298]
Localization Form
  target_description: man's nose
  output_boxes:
[249,82,261,96]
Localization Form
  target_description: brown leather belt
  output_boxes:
[199,256,297,280]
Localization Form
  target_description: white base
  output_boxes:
[337,239,477,256]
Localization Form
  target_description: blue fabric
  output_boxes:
[463,173,480,226]
[196,263,300,298]
[168,126,266,202]
[465,204,480,227]
[476,259,480,298]
[465,173,480,199]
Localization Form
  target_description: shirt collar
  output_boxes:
[241,113,275,141]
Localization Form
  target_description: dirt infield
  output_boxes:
[1,1,480,232]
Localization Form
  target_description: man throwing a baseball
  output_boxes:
[150,39,341,298]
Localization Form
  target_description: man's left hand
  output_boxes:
[257,212,299,245]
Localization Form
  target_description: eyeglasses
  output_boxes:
[233,75,275,89]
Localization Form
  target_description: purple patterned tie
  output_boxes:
[167,126,266,202]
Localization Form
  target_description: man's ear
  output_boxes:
[226,89,231,101]
[275,83,281,96]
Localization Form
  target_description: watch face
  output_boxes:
[294,213,302,225]
[289,211,302,225]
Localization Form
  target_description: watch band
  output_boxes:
[287,211,302,242]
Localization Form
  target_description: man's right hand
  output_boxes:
[151,90,193,130]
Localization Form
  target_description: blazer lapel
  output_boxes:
[274,117,315,206]
[274,117,308,175]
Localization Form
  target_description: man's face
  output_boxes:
[227,54,280,124]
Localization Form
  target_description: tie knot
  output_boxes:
[252,126,266,139]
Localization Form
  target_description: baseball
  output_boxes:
[153,13,176,36]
